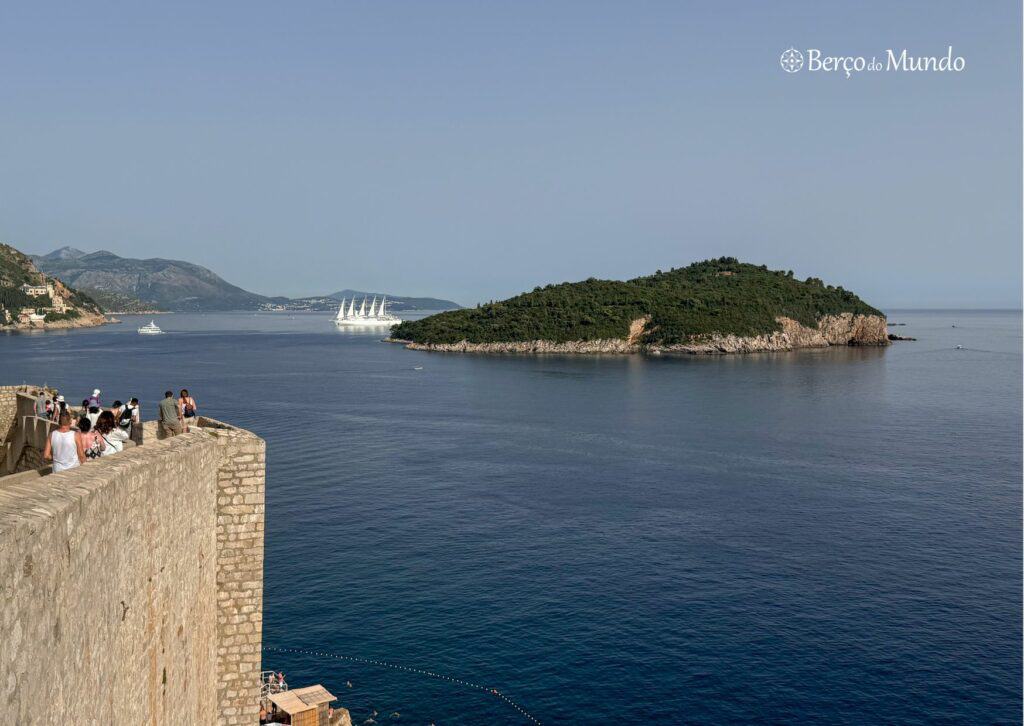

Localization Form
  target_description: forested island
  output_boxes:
[390,258,889,354]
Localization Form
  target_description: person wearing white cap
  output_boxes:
[51,395,69,422]
[88,389,101,408]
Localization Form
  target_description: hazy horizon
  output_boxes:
[1,1,1020,308]
[12,242,1024,311]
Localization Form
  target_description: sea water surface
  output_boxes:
[0,310,1020,724]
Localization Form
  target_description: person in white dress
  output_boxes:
[83,399,100,428]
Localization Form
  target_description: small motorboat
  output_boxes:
[138,320,164,335]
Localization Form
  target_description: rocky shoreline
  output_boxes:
[1,312,112,332]
[389,313,890,356]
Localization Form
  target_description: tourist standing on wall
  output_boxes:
[88,388,101,408]
[118,398,139,445]
[50,394,68,421]
[83,399,100,428]
[96,411,129,455]
[76,417,105,460]
[33,389,47,417]
[127,397,143,445]
[43,412,81,472]
[179,389,198,433]
[159,391,183,437]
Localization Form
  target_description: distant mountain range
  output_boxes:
[328,290,461,312]
[30,246,461,313]
[32,247,273,312]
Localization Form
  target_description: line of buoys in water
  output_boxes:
[263,644,542,725]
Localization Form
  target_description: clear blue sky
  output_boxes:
[0,1,1019,307]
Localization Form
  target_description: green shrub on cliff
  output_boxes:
[392,258,883,345]
[44,309,82,323]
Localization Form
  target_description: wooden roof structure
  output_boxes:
[268,685,336,715]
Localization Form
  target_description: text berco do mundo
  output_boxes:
[779,46,966,78]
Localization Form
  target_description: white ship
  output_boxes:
[138,320,164,335]
[334,295,401,327]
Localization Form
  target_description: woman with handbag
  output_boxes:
[179,389,198,433]
[76,417,106,461]
[96,410,130,455]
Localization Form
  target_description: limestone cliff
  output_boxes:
[400,337,639,354]
[658,313,889,354]
[396,313,889,355]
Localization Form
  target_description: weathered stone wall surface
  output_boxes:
[0,413,265,725]
[0,387,57,475]
[13,441,44,472]
[204,419,267,725]
[0,386,32,464]
[0,386,22,445]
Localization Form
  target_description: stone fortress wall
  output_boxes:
[0,385,28,454]
[0,386,265,724]
[0,386,55,475]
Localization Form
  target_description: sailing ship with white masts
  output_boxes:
[334,295,401,327]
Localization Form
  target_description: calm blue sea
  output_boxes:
[1,309,1020,724]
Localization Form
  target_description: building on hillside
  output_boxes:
[17,309,45,326]
[20,283,49,297]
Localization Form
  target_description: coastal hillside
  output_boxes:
[391,257,888,353]
[0,244,106,329]
[32,247,463,313]
[32,247,272,312]
[82,289,165,314]
[329,289,462,311]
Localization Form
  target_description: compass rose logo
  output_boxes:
[780,47,804,73]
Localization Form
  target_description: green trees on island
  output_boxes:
[392,257,883,345]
